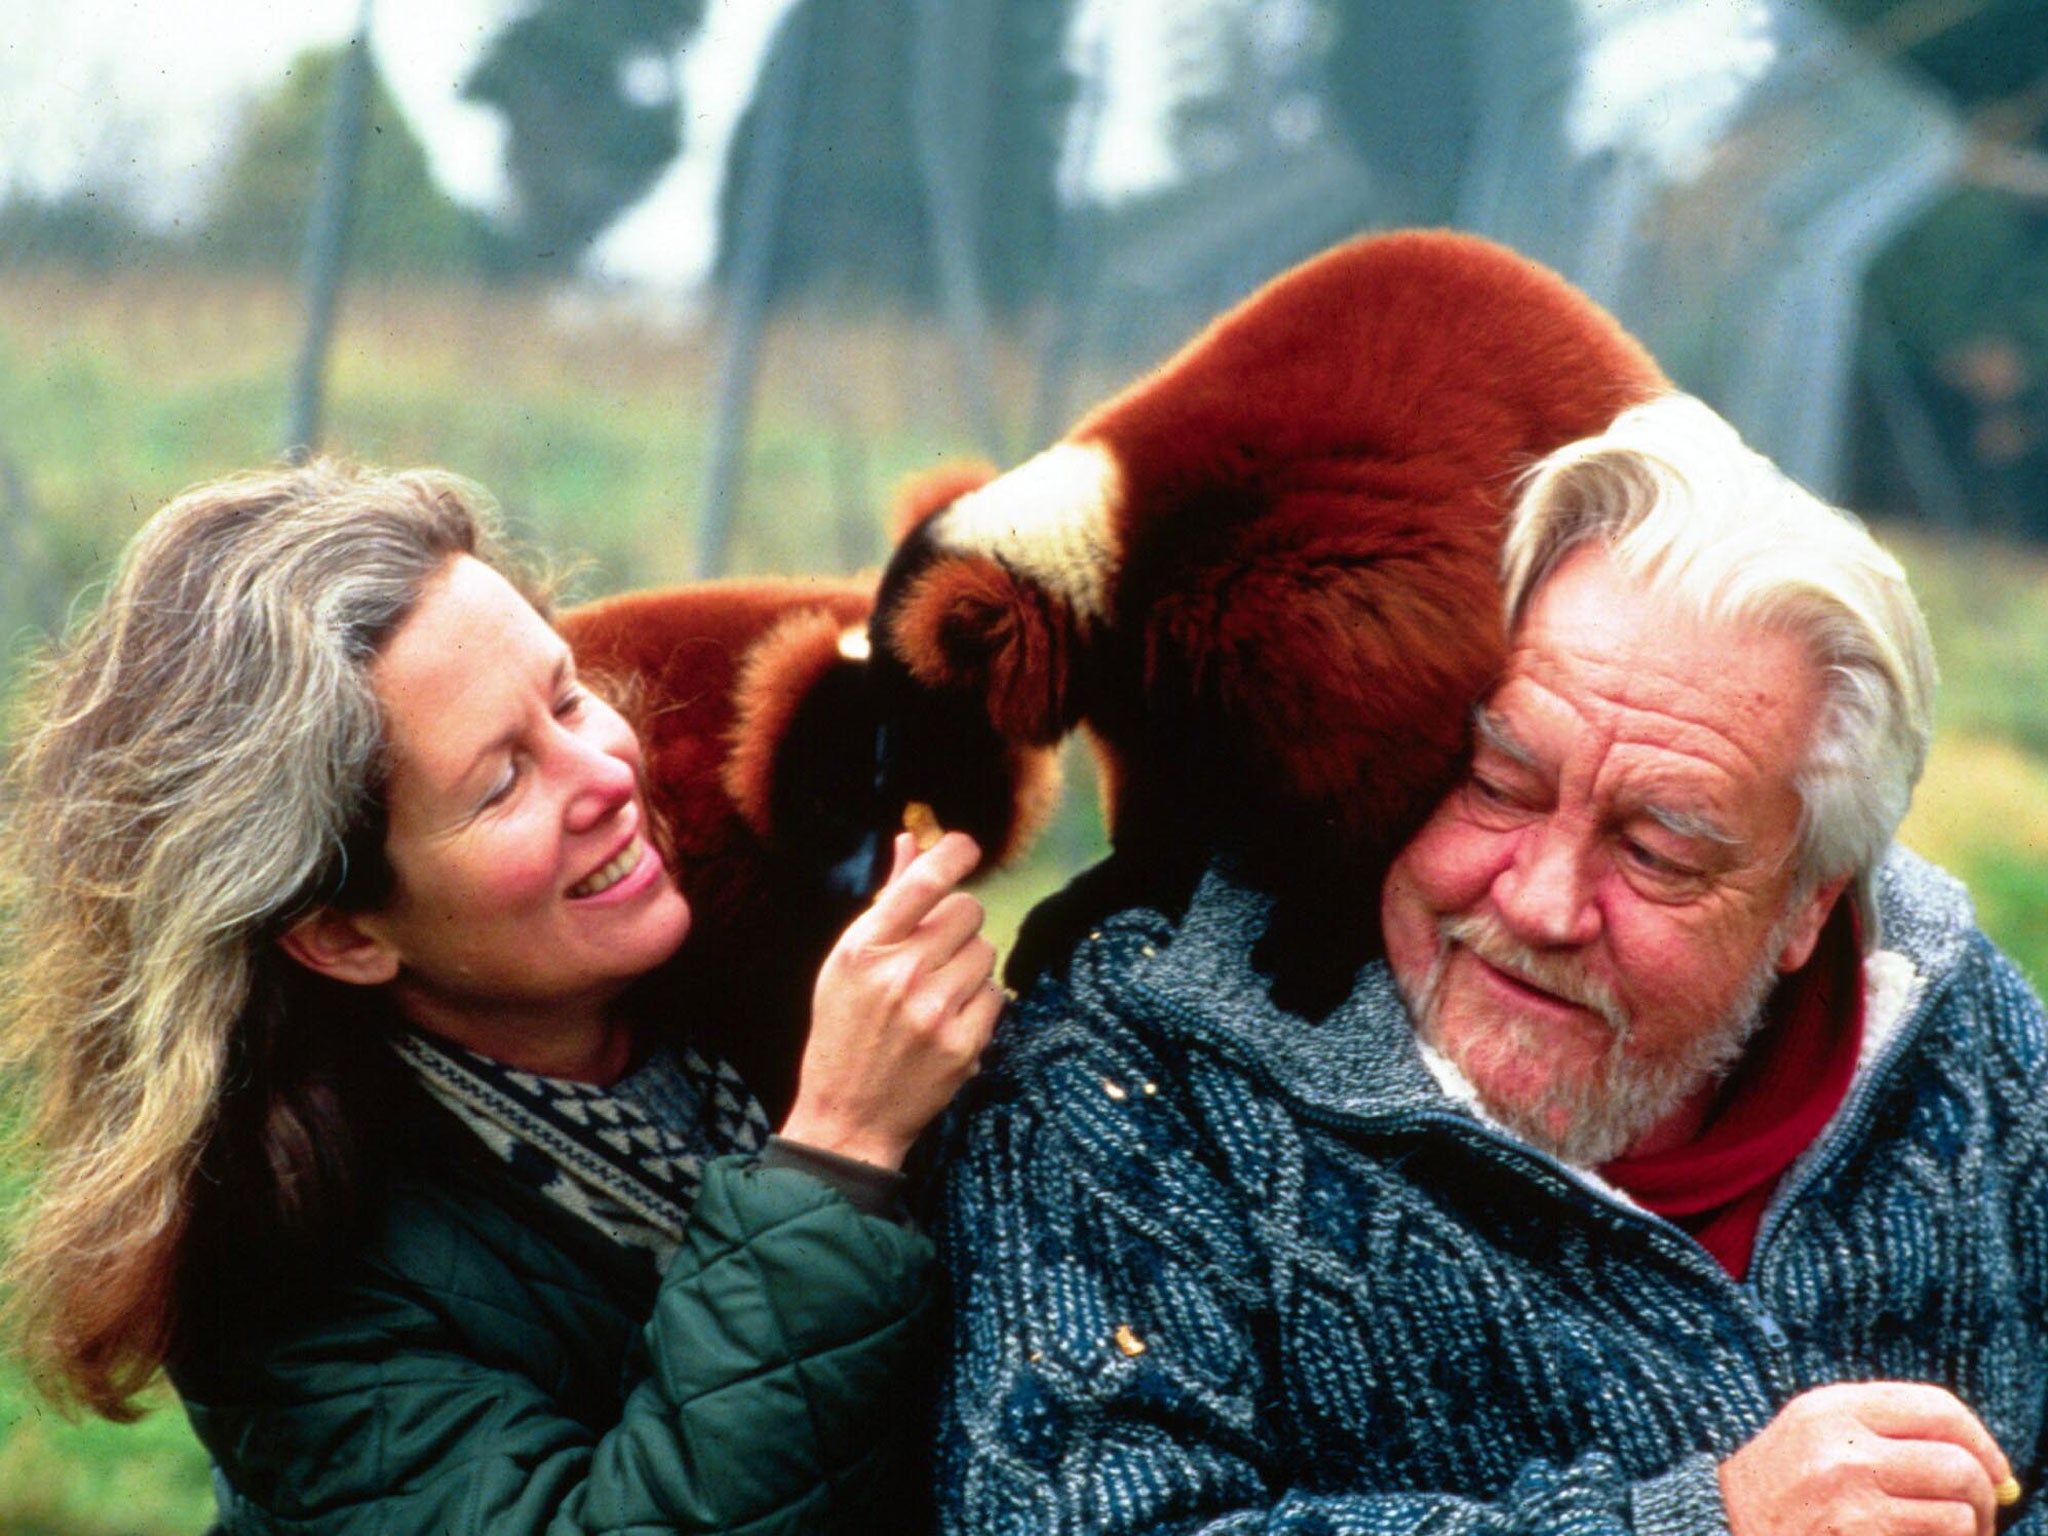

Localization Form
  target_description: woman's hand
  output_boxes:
[781,831,1003,1170]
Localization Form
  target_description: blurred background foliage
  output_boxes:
[200,47,500,276]
[1,0,2045,1530]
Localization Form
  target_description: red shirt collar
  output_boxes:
[1598,901,1866,1278]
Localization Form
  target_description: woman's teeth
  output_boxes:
[569,842,642,898]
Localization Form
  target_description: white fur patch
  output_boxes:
[932,441,1123,627]
[1857,949,1921,1072]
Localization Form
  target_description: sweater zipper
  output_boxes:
[1350,1104,1801,1392]
[1746,962,1943,1281]
[1139,985,1803,1397]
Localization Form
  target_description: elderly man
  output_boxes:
[935,394,2048,1536]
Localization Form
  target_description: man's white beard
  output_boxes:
[1403,910,1789,1166]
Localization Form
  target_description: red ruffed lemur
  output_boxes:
[573,230,1664,1058]
[862,229,1666,1009]
[558,579,1055,1116]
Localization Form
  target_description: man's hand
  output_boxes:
[1720,1383,2015,1536]
[782,831,1001,1171]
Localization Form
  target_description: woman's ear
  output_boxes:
[278,908,401,987]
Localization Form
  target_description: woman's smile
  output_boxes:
[568,834,660,902]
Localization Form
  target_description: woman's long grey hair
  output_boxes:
[0,459,534,1417]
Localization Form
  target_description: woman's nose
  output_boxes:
[561,729,638,831]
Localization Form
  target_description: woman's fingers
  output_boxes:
[861,832,981,945]
[787,832,1002,1170]
[916,890,987,958]
[953,978,1005,1067]
[883,829,915,889]
[919,935,999,1024]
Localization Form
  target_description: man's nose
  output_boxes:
[1492,820,1600,948]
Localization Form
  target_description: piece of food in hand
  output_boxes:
[1997,1477,2022,1508]
[903,800,943,851]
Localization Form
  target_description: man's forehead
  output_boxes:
[1479,608,1816,862]
[1480,658,1797,783]
[1511,551,1816,723]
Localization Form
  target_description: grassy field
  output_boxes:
[1889,524,2048,986]
[0,270,2043,1534]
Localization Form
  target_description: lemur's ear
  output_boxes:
[871,457,1084,746]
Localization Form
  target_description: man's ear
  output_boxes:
[279,907,401,987]
[1773,874,1852,975]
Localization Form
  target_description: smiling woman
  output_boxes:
[281,555,697,1078]
[0,460,998,1535]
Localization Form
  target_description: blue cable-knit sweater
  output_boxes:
[934,846,2048,1536]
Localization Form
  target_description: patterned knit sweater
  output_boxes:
[934,846,2048,1535]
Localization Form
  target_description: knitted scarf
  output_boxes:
[391,1030,772,1274]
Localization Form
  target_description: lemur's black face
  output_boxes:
[767,505,1023,904]
[762,651,898,909]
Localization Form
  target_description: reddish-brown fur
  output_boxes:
[561,580,873,886]
[885,231,1666,885]
[720,606,868,839]
[559,576,1053,1105]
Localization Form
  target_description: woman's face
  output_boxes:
[339,554,691,1045]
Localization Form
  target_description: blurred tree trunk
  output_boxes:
[285,0,374,459]
[1032,23,1108,451]
[912,0,1007,461]
[695,0,813,578]
[712,0,1075,316]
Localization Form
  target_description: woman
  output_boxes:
[0,460,1001,1534]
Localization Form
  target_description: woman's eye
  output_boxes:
[555,687,587,720]
[480,764,519,810]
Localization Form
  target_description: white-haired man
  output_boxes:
[935,395,2048,1536]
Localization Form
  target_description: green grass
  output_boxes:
[1973,852,2048,977]
[0,1378,214,1536]
[0,269,2043,1533]
[0,1145,214,1535]
[1889,527,2048,986]
[1889,526,2048,759]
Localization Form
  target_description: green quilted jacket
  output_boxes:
[171,1091,937,1536]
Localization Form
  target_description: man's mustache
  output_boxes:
[1437,911,1630,1036]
